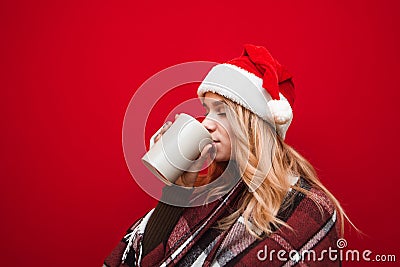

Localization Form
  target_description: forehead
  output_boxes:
[204,92,225,100]
[201,92,226,105]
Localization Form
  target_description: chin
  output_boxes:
[214,154,230,163]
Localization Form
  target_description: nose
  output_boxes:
[202,116,217,133]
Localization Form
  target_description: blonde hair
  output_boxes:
[199,98,356,238]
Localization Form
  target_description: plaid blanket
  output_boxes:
[104,178,340,266]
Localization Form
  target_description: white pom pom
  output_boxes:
[267,95,293,125]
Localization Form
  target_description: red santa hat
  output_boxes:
[197,44,295,139]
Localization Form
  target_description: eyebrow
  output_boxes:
[202,99,226,108]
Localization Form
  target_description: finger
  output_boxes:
[175,113,180,120]
[199,143,214,159]
[160,121,172,134]
[150,127,163,148]
[193,144,214,168]
[154,134,161,143]
[186,143,214,173]
[150,121,172,147]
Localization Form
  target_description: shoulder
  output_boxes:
[283,177,337,224]
[232,183,341,266]
[282,178,338,236]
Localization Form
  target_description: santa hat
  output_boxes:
[197,44,295,139]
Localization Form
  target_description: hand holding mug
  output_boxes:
[146,114,215,187]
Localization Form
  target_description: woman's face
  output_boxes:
[201,92,232,162]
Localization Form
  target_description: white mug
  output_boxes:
[142,113,212,185]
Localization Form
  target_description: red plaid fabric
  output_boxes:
[104,178,340,267]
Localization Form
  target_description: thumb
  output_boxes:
[199,143,215,160]
[187,143,215,172]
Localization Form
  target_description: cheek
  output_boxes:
[215,142,231,161]
[217,119,231,139]
[223,134,232,150]
[220,128,232,151]
[215,118,233,156]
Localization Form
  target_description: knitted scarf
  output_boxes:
[104,178,340,267]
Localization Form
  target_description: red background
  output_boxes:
[1,0,399,266]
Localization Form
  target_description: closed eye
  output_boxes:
[204,112,226,117]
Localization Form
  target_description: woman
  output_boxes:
[104,44,352,266]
